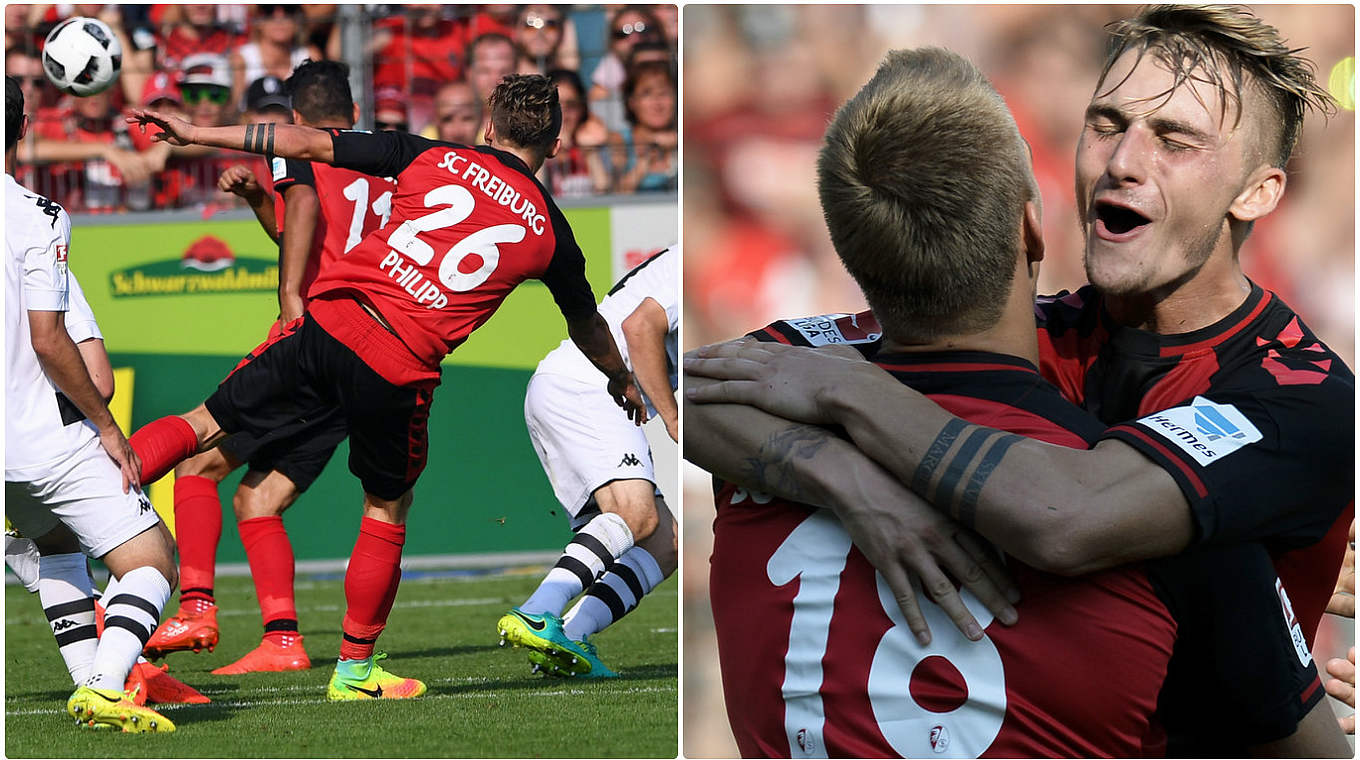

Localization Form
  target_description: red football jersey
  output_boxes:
[711,350,1179,758]
[1035,284,1354,645]
[271,157,397,301]
[306,130,596,384]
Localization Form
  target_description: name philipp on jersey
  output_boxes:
[435,152,546,235]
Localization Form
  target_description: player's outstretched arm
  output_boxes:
[127,109,335,164]
[685,366,1020,644]
[567,311,647,424]
[29,311,140,492]
[622,297,676,441]
[686,338,1194,575]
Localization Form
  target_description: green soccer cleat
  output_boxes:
[326,652,426,701]
[496,608,598,674]
[67,685,176,733]
[526,636,619,679]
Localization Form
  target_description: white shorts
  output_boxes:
[5,438,161,559]
[524,371,658,529]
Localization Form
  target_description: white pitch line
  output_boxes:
[8,685,676,717]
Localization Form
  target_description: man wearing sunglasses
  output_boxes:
[179,53,235,129]
[514,4,574,74]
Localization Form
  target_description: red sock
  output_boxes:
[339,517,405,661]
[130,416,199,484]
[174,475,222,605]
[238,515,297,635]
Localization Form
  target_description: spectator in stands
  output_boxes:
[652,4,678,48]
[373,84,410,132]
[157,4,243,72]
[32,85,151,211]
[590,6,665,133]
[541,68,613,197]
[180,53,235,127]
[465,4,518,39]
[231,3,310,106]
[613,60,676,193]
[243,75,292,124]
[466,33,520,106]
[369,3,464,131]
[513,5,579,74]
[299,4,336,60]
[420,80,482,145]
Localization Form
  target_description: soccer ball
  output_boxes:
[41,17,123,97]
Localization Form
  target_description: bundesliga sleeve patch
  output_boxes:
[271,156,287,181]
[1135,396,1262,466]
[785,313,882,346]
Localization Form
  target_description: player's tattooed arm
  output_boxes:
[685,356,1021,644]
[128,110,336,164]
[686,338,1194,575]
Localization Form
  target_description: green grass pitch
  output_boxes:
[5,568,677,757]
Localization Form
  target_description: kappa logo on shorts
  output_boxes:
[618,453,642,467]
[1135,396,1262,466]
[137,494,152,514]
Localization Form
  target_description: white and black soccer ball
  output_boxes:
[41,17,123,97]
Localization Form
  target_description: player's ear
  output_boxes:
[1021,199,1045,264]
[20,113,28,142]
[1229,164,1286,222]
[351,102,360,128]
[483,121,497,145]
[545,136,561,160]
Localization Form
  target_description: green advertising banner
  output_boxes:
[71,205,621,564]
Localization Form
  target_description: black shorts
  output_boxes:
[216,405,346,493]
[205,315,434,500]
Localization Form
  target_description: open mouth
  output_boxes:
[1094,200,1151,236]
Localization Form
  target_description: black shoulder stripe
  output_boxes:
[607,247,668,297]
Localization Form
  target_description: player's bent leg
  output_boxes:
[563,496,676,644]
[150,448,238,660]
[85,526,174,699]
[592,478,662,541]
[33,529,99,685]
[213,470,310,675]
[518,485,646,619]
[130,405,226,485]
[327,489,424,700]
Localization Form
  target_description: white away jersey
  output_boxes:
[5,173,96,475]
[535,247,679,415]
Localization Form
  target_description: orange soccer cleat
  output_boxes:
[143,605,219,659]
[125,660,211,704]
[211,635,311,675]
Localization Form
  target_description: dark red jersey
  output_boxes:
[711,317,1323,757]
[305,130,597,385]
[270,156,397,302]
[1035,282,1354,644]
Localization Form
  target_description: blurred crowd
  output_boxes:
[682,4,1354,366]
[682,6,1353,756]
[6,3,677,214]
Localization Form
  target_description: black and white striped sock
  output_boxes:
[38,553,97,686]
[520,512,634,616]
[86,566,169,692]
[562,545,664,641]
